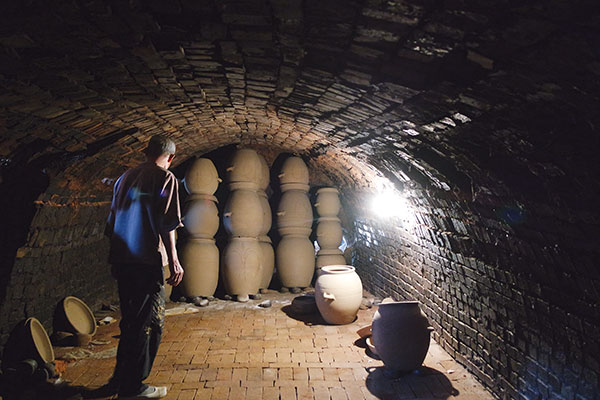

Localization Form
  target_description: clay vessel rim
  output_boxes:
[319,265,354,274]
[316,187,339,194]
[228,181,260,189]
[317,217,341,222]
[187,238,216,243]
[258,236,272,243]
[63,296,97,335]
[317,249,343,255]
[26,317,55,363]
[186,194,218,203]
[229,237,259,242]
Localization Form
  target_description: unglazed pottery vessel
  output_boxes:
[25,317,55,364]
[371,301,433,372]
[184,196,219,238]
[278,156,309,185]
[315,187,341,217]
[181,238,219,297]
[316,248,347,269]
[257,191,272,236]
[277,190,313,229]
[316,217,343,248]
[315,265,362,325]
[222,237,261,297]
[258,236,275,290]
[62,296,97,335]
[276,235,314,288]
[184,158,221,195]
[223,188,263,237]
[227,148,263,186]
[258,154,270,191]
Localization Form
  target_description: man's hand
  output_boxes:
[166,259,184,286]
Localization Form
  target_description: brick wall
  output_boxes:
[0,196,118,357]
[349,188,599,400]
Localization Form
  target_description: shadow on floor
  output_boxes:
[366,365,459,399]
[0,378,109,400]
[280,305,329,326]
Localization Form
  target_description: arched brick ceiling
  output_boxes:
[0,0,599,198]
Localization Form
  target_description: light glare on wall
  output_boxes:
[371,191,409,219]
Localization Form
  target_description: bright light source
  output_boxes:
[371,190,415,227]
[372,191,404,218]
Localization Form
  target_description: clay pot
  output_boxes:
[227,149,263,186]
[222,237,261,297]
[24,318,55,364]
[316,249,347,269]
[258,236,274,290]
[223,189,263,237]
[184,195,219,238]
[258,191,272,236]
[280,183,310,193]
[60,296,97,335]
[181,238,219,297]
[315,266,362,325]
[277,190,313,229]
[278,226,312,236]
[315,187,341,217]
[276,235,315,288]
[229,181,259,191]
[316,217,342,249]
[184,158,221,195]
[258,154,270,191]
[278,156,309,184]
[371,301,433,372]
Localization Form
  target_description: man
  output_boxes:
[103,135,184,399]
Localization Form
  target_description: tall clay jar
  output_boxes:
[277,190,313,229]
[184,158,222,195]
[278,156,309,185]
[222,237,262,300]
[315,265,362,325]
[227,148,263,187]
[223,187,263,237]
[316,217,343,248]
[183,195,219,238]
[180,238,219,298]
[258,236,275,291]
[276,235,314,288]
[316,249,347,270]
[371,301,434,372]
[315,187,341,217]
[258,191,272,236]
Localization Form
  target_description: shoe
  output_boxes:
[118,385,167,399]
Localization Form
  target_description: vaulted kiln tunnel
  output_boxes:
[0,0,599,399]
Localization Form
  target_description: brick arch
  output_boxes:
[1,1,599,399]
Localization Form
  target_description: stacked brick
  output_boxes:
[314,188,346,271]
[222,149,264,302]
[180,158,221,302]
[276,157,315,293]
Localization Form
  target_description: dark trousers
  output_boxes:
[112,264,165,395]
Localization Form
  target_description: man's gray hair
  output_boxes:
[144,135,176,157]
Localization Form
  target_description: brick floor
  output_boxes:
[58,292,493,399]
